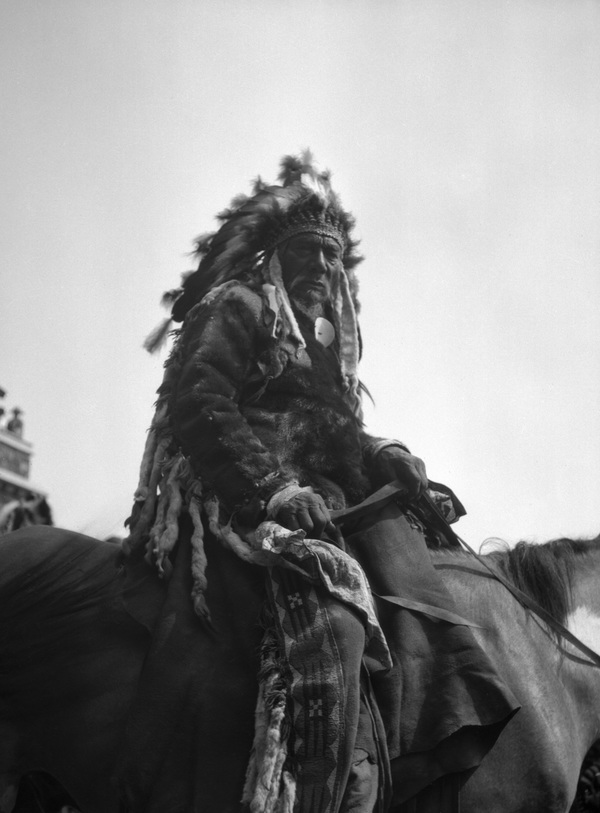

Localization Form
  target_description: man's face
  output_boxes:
[278,233,343,307]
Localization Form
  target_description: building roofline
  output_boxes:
[0,428,33,454]
[0,466,46,497]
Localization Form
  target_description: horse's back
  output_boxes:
[0,524,118,580]
[0,526,155,813]
[0,525,266,812]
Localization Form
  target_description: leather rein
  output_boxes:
[333,482,600,668]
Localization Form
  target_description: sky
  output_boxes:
[1,0,599,547]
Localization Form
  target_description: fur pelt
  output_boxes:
[170,281,371,515]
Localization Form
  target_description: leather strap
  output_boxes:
[373,593,482,629]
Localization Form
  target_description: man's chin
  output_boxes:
[291,294,326,319]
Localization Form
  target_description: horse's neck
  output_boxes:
[436,549,600,745]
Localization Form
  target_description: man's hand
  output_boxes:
[275,490,336,539]
[374,447,428,500]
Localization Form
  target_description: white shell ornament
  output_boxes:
[314,317,335,347]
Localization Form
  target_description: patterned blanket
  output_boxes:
[242,523,391,813]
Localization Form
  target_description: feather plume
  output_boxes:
[192,232,215,256]
[143,317,173,354]
[278,149,319,186]
[160,288,183,308]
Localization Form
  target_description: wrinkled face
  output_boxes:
[278,233,343,307]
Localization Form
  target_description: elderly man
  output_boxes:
[125,154,516,813]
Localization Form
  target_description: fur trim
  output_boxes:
[243,624,295,813]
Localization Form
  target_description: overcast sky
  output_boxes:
[1,0,599,547]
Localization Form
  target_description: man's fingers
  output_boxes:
[308,507,330,539]
[275,492,333,538]
[403,480,422,500]
[416,462,428,487]
[276,506,319,535]
[295,507,315,534]
[395,471,425,502]
[277,505,300,531]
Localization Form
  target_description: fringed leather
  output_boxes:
[147,452,188,578]
[242,626,296,813]
[204,496,257,564]
[187,482,211,625]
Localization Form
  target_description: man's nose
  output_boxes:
[310,249,328,272]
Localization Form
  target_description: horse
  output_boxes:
[1,523,600,813]
[0,496,53,534]
[426,538,600,812]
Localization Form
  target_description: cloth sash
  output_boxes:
[244,523,392,813]
[265,566,364,813]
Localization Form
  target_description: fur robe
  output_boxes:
[169,280,380,520]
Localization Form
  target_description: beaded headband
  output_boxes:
[266,220,346,253]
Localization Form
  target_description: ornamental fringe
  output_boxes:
[124,320,215,623]
[125,389,298,811]
[243,624,296,813]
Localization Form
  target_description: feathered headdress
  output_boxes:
[144,150,363,351]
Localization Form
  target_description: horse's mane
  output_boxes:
[486,536,599,626]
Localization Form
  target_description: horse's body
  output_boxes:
[1,525,599,813]
[428,545,600,812]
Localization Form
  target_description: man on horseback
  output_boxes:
[125,153,517,813]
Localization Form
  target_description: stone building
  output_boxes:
[0,389,47,509]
